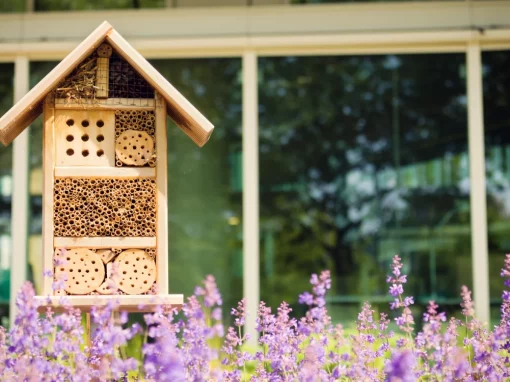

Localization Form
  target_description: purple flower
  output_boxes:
[298,291,314,306]
[389,284,403,297]
[143,330,185,381]
[194,275,223,308]
[460,285,475,318]
[298,342,327,381]
[387,255,415,335]
[385,349,416,381]
[6,258,510,381]
[231,298,247,327]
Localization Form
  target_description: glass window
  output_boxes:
[0,63,14,325]
[482,50,510,322]
[259,54,471,324]
[0,0,24,12]
[149,58,243,314]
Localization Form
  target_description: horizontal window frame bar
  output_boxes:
[1,29,510,62]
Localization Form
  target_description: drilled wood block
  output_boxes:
[116,130,154,166]
[114,249,156,295]
[54,110,115,167]
[54,248,105,295]
[115,110,156,167]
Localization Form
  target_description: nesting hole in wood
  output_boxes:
[66,135,74,142]
[66,119,74,126]
[81,120,89,127]
[81,134,89,142]
[97,134,104,142]
[66,148,74,156]
[82,150,89,157]
[97,120,104,128]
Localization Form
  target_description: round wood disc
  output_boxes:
[96,280,116,295]
[55,248,105,295]
[114,249,156,294]
[115,130,154,166]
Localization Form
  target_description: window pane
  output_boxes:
[150,58,243,314]
[28,61,58,294]
[0,63,14,324]
[259,54,470,323]
[483,50,510,322]
[0,0,24,12]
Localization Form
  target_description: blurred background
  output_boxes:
[0,0,509,335]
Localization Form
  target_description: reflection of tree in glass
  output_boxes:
[0,64,14,171]
[482,50,510,312]
[259,54,471,318]
[0,64,14,309]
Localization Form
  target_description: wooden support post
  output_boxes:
[95,43,112,99]
[43,95,55,296]
[155,92,169,294]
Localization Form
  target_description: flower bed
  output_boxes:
[1,254,509,381]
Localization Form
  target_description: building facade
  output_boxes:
[0,0,510,339]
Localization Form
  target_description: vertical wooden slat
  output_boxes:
[42,95,55,296]
[155,93,169,294]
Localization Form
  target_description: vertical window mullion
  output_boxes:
[467,42,490,324]
[10,56,29,325]
[242,50,259,343]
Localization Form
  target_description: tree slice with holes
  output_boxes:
[113,249,156,294]
[115,130,155,166]
[54,248,105,295]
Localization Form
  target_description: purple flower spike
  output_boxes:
[387,255,415,335]
[385,349,416,381]
[5,258,510,381]
[460,285,475,318]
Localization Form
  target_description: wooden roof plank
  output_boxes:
[106,29,214,147]
[0,21,113,146]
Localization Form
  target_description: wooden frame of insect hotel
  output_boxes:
[0,21,214,311]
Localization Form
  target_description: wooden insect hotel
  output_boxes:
[0,21,214,310]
